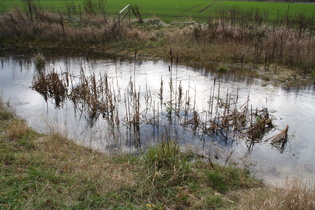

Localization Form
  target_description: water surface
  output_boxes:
[1,49,314,186]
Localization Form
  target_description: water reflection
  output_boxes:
[1,49,315,186]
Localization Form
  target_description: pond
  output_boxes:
[1,48,315,186]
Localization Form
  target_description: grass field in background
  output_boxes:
[1,0,314,22]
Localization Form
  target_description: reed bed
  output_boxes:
[31,53,287,150]
[165,20,315,75]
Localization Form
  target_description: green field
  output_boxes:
[1,0,314,22]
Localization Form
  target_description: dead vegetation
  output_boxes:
[0,1,123,45]
[0,2,314,81]
[164,21,314,76]
[32,71,67,107]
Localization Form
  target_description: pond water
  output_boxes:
[1,49,315,186]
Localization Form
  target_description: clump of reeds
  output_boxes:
[247,108,272,138]
[178,79,273,148]
[261,125,289,152]
[32,71,67,107]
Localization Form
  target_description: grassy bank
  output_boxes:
[1,97,315,209]
[0,96,260,209]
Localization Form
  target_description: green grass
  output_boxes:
[215,1,315,18]
[1,0,314,23]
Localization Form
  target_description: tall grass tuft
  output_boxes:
[142,139,189,171]
[139,139,194,204]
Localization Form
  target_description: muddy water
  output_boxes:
[0,49,315,186]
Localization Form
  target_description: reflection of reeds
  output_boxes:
[33,59,280,150]
[32,71,67,107]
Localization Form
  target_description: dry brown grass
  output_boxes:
[36,133,137,192]
[237,179,315,210]
[164,23,315,70]
[0,8,123,44]
[1,120,140,208]
[7,119,34,140]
